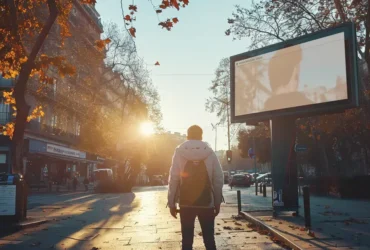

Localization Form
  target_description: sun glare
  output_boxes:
[140,122,154,136]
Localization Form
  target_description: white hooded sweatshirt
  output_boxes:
[167,140,224,208]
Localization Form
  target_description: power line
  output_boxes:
[153,74,214,76]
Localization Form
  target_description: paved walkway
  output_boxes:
[231,185,370,249]
[0,186,285,250]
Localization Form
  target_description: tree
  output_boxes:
[205,58,230,125]
[0,0,189,175]
[77,23,162,161]
[205,57,243,149]
[237,123,270,163]
[145,132,186,178]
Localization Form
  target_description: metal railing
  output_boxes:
[26,120,80,144]
[0,112,12,124]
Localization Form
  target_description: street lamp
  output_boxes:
[213,97,230,151]
[211,123,219,151]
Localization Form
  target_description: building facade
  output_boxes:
[0,2,118,187]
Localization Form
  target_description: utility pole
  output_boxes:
[226,102,230,151]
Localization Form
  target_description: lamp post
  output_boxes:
[213,97,230,151]
[211,123,218,151]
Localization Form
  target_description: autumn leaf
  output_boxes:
[171,0,180,10]
[156,9,162,14]
[172,17,179,23]
[124,15,131,21]
[155,61,160,66]
[128,5,138,12]
[225,29,231,36]
[129,27,136,37]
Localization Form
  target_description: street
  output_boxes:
[0,185,285,250]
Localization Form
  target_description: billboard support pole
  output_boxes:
[253,137,258,196]
[270,116,299,216]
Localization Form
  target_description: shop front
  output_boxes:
[24,139,92,187]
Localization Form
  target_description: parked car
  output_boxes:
[93,168,114,192]
[256,172,272,186]
[151,175,164,186]
[230,174,252,187]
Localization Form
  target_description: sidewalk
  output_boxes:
[0,186,286,249]
[236,185,370,249]
[28,183,92,194]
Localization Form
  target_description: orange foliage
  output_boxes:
[124,0,189,37]
[95,38,111,51]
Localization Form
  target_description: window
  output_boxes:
[0,98,10,124]
[0,98,10,113]
[51,115,58,128]
[0,153,6,164]
[52,79,57,96]
[75,122,81,136]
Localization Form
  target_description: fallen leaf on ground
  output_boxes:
[30,241,41,247]
[308,231,316,237]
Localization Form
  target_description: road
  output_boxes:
[0,185,283,250]
[223,184,273,212]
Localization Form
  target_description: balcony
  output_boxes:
[26,120,80,145]
[27,83,88,115]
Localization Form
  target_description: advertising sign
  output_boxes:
[0,185,16,215]
[230,23,358,123]
[46,144,86,159]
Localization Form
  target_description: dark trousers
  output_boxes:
[180,207,216,250]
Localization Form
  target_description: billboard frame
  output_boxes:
[230,22,359,124]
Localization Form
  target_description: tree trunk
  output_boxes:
[10,0,58,174]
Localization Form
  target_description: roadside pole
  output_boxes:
[253,137,257,196]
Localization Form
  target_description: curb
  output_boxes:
[0,219,49,235]
[240,211,303,250]
[17,219,49,230]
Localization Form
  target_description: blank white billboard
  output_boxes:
[234,32,348,116]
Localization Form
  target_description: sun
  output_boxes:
[140,122,154,136]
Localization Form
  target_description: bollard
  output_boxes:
[237,190,241,214]
[263,183,266,197]
[303,186,311,230]
[255,180,258,196]
[259,183,263,193]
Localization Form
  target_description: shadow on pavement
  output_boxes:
[0,192,137,250]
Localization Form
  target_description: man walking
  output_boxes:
[168,125,224,250]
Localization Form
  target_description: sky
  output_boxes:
[96,0,250,151]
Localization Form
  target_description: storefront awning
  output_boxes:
[30,152,100,164]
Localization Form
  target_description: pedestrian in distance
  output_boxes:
[168,125,224,250]
[72,176,78,192]
[83,176,89,191]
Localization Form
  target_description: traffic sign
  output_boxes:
[248,148,255,159]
